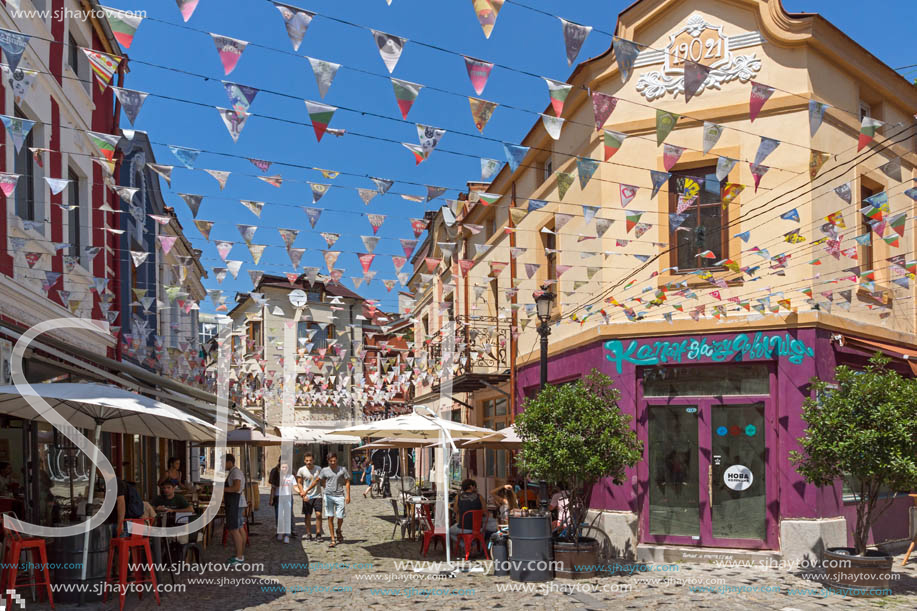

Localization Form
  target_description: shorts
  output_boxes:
[302,497,323,516]
[226,502,244,530]
[324,494,345,519]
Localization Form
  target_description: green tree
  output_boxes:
[790,354,917,555]
[514,369,643,542]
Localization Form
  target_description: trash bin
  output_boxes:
[490,532,509,576]
[508,515,554,582]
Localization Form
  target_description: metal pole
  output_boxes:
[79,420,103,606]
[539,322,549,390]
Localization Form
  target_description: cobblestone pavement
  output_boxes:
[21,485,917,610]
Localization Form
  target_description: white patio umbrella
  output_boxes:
[329,412,495,440]
[329,411,494,571]
[459,424,521,450]
[0,383,221,590]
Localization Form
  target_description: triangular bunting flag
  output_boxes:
[210,34,248,75]
[371,30,405,73]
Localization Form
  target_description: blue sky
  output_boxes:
[103,0,917,315]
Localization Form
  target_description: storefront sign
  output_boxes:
[604,332,814,373]
[724,465,753,491]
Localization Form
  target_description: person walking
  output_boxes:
[295,454,323,541]
[224,454,247,564]
[305,453,350,548]
[361,458,374,499]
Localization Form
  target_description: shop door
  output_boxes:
[643,398,774,549]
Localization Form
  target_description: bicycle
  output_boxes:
[369,471,385,499]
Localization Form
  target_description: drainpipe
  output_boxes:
[509,182,518,423]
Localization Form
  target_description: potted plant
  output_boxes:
[515,369,643,579]
[790,354,917,592]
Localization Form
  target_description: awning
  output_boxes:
[834,335,917,375]
[278,426,361,445]
[0,320,265,429]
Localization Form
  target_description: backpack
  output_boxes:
[124,482,144,519]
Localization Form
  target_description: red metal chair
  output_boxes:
[2,515,54,610]
[418,504,447,557]
[104,519,160,611]
[221,518,249,546]
[453,510,489,561]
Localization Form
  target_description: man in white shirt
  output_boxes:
[305,453,350,548]
[295,454,323,541]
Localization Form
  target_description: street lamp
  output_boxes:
[534,287,555,390]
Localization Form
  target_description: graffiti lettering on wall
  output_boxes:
[604,332,814,373]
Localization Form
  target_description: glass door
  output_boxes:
[642,398,774,549]
[707,402,767,544]
[645,402,703,544]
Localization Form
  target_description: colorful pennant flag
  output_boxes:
[101,6,143,49]
[176,0,199,22]
[560,18,591,66]
[809,100,828,137]
[87,130,119,161]
[472,0,504,39]
[112,87,148,125]
[0,27,29,72]
[464,56,493,95]
[390,78,423,119]
[503,143,529,172]
[556,172,574,200]
[273,2,313,51]
[469,97,497,132]
[217,107,250,142]
[858,116,883,151]
[748,82,774,121]
[683,61,710,103]
[591,92,617,131]
[702,122,723,154]
[650,170,669,199]
[754,137,780,166]
[662,144,685,171]
[577,158,599,189]
[656,110,679,145]
[82,49,121,91]
[603,130,627,161]
[544,78,572,116]
[371,30,405,73]
[541,114,564,140]
[170,145,200,169]
[403,143,427,165]
[809,150,830,179]
[305,100,336,142]
[612,37,640,83]
[307,57,340,99]
[620,184,638,208]
[210,34,248,76]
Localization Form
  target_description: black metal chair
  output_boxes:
[390,499,412,540]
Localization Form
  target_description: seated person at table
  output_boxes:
[449,479,489,538]
[490,484,518,526]
[152,481,190,513]
[158,456,188,492]
[549,484,571,532]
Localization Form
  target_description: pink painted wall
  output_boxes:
[515,327,912,545]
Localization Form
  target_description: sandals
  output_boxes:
[336,529,344,542]
[328,540,337,548]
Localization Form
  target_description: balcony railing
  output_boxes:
[427,315,510,377]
